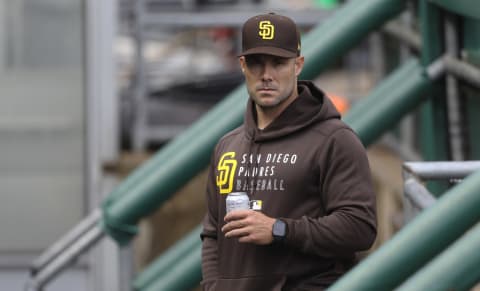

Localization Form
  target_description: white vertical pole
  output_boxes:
[0,0,5,72]
[85,0,124,290]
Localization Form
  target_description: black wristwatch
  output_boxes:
[272,219,287,244]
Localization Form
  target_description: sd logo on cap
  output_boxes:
[258,20,275,40]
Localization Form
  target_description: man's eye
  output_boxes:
[246,59,260,67]
[274,59,288,65]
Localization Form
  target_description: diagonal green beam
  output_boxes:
[396,222,480,291]
[101,0,406,245]
[101,85,246,244]
[300,0,404,79]
[429,0,480,20]
[142,247,201,291]
[344,58,432,146]
[329,169,480,291]
[132,225,202,290]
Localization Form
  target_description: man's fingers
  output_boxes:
[221,218,249,233]
[224,227,250,238]
[224,209,250,222]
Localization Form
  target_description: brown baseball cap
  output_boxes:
[239,13,301,58]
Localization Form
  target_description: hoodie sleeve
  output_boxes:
[201,152,220,289]
[283,128,377,257]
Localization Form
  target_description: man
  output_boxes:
[201,13,376,291]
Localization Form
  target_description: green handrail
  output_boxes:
[344,58,431,146]
[397,222,480,291]
[101,85,245,244]
[133,225,202,290]
[300,0,404,80]
[329,169,480,291]
[143,247,201,291]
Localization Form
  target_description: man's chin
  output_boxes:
[257,100,280,109]
[256,94,277,102]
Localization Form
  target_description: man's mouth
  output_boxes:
[257,87,275,92]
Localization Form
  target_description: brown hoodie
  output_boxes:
[201,81,377,290]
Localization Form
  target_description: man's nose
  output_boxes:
[261,62,274,81]
[260,63,274,81]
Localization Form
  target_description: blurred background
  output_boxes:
[1,0,479,290]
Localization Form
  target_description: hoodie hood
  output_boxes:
[244,80,341,142]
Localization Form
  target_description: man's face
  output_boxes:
[239,54,304,110]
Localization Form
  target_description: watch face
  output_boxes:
[273,220,286,237]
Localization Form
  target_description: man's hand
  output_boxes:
[221,210,276,245]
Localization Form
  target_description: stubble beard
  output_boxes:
[250,82,296,112]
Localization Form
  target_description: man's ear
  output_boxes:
[295,56,305,77]
[239,56,246,73]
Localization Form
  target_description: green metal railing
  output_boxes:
[344,59,431,145]
[101,85,246,244]
[397,161,480,291]
[396,222,480,291]
[133,226,202,290]
[329,169,480,290]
